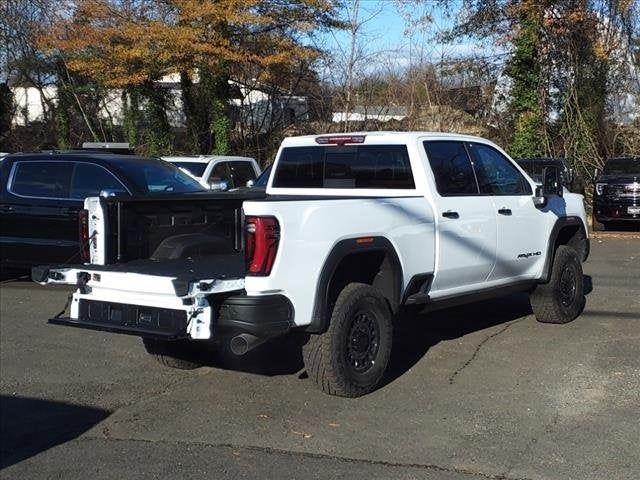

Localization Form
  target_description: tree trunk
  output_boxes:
[202,67,231,155]
[140,81,173,156]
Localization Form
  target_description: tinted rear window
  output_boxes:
[10,161,74,198]
[273,145,415,189]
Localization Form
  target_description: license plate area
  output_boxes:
[79,299,188,335]
[627,206,640,214]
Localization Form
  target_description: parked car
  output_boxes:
[515,157,585,194]
[0,151,205,271]
[593,156,640,230]
[162,155,260,190]
[35,132,589,397]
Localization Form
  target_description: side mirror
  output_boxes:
[533,166,563,208]
[542,166,563,197]
[209,180,229,191]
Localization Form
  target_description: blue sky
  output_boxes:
[317,0,508,70]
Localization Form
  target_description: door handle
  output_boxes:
[442,210,459,219]
[498,208,512,216]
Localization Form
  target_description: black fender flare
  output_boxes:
[539,216,589,283]
[305,236,403,333]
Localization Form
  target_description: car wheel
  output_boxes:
[142,338,204,370]
[303,283,393,397]
[530,245,585,324]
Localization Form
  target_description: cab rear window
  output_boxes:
[272,145,415,189]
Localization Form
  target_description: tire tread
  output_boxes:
[530,245,584,324]
[303,283,392,397]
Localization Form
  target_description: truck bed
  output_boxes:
[69,254,245,279]
[97,190,265,265]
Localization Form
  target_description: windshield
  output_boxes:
[254,165,271,187]
[115,159,205,194]
[603,157,640,175]
[168,161,207,177]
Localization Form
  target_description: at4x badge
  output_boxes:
[517,251,542,259]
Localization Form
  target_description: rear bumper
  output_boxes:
[48,293,293,341]
[216,294,294,338]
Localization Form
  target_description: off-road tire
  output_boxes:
[142,338,204,370]
[530,245,584,324]
[303,283,393,397]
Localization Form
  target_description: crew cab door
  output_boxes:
[465,142,546,280]
[1,159,128,267]
[423,141,497,294]
[1,160,80,267]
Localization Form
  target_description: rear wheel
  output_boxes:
[303,283,393,397]
[142,338,204,370]
[530,245,584,324]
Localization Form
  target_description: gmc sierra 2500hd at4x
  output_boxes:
[33,132,589,397]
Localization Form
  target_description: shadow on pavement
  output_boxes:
[206,277,594,386]
[208,292,536,383]
[0,395,110,469]
[383,292,533,388]
[204,333,307,376]
[0,268,30,283]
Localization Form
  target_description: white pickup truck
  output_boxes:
[34,132,589,397]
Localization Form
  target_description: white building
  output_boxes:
[332,105,408,123]
[10,74,309,132]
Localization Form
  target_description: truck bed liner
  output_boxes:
[71,254,245,279]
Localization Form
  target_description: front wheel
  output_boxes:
[303,283,393,397]
[530,245,585,324]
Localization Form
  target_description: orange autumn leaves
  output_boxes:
[39,0,334,88]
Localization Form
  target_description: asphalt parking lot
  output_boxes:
[1,234,639,480]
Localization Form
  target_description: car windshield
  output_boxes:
[603,157,640,175]
[254,165,271,187]
[168,161,207,177]
[115,159,205,194]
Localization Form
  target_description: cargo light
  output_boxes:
[315,135,366,145]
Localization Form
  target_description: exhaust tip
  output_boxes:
[229,333,268,356]
[230,335,250,356]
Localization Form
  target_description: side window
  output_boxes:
[208,162,231,184]
[70,163,125,199]
[423,141,478,196]
[228,161,257,188]
[10,161,74,199]
[467,143,531,195]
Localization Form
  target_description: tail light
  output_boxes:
[245,216,280,275]
[78,209,90,263]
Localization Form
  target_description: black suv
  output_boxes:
[593,156,640,230]
[515,157,585,194]
[0,151,205,272]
